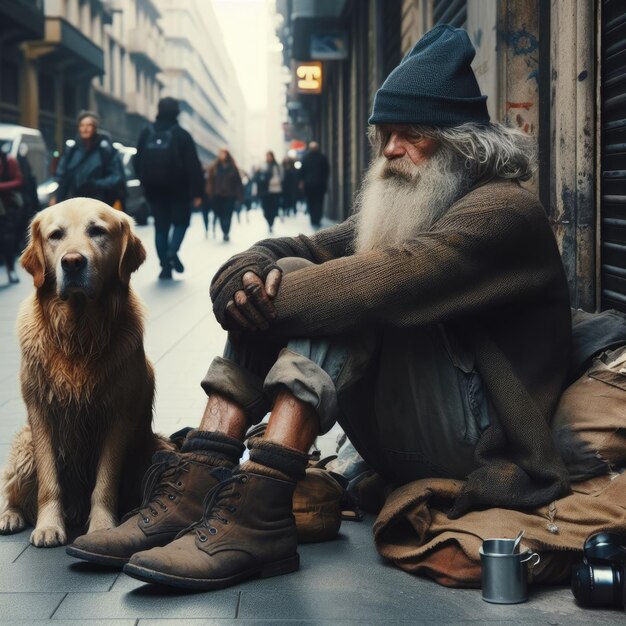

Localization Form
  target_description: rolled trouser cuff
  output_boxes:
[263,348,339,435]
[201,357,269,423]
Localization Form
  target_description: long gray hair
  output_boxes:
[368,122,536,186]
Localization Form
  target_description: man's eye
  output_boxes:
[88,225,107,237]
[48,230,64,241]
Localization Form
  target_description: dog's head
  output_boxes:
[21,198,146,300]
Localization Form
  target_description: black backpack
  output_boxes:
[138,124,183,187]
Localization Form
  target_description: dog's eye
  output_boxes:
[48,230,64,241]
[88,225,108,237]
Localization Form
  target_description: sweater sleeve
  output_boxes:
[269,199,562,337]
[210,215,357,323]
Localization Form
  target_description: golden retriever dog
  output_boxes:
[0,198,168,547]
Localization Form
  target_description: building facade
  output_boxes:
[155,0,245,165]
[1,0,246,170]
[278,0,624,315]
[0,0,109,154]
[95,0,165,145]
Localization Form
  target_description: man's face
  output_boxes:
[355,125,466,253]
[78,118,97,141]
[378,124,439,166]
[219,150,228,162]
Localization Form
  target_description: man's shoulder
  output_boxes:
[455,179,544,215]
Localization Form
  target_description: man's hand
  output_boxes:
[193,197,203,208]
[225,269,282,331]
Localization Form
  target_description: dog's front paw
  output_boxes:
[0,509,26,534]
[30,524,67,547]
[87,507,117,534]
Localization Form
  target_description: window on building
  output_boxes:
[39,74,55,112]
[63,83,77,118]
[0,61,19,106]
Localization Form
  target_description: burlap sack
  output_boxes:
[293,467,344,543]
[553,345,626,481]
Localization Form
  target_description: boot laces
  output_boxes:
[183,473,247,541]
[122,452,190,523]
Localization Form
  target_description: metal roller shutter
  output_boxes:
[601,0,626,312]
[433,0,467,29]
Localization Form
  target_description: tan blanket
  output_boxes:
[373,473,626,587]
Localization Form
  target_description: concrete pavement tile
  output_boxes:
[0,527,30,542]
[133,616,588,626]
[237,590,476,621]
[0,621,135,626]
[0,592,65,620]
[238,541,408,596]
[136,621,432,626]
[0,540,28,562]
[53,590,238,620]
[0,545,118,592]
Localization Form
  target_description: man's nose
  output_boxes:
[383,133,406,159]
[61,253,87,273]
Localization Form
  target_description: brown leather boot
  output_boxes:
[66,452,231,567]
[123,471,299,590]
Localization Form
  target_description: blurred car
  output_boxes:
[114,143,150,226]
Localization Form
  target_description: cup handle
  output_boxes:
[521,552,541,567]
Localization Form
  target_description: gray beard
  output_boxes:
[355,148,469,253]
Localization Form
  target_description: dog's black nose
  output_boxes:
[61,253,87,273]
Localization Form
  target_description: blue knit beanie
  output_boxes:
[369,24,489,127]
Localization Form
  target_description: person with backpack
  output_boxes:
[205,149,243,243]
[258,151,282,234]
[134,97,204,280]
[0,148,24,284]
[51,110,125,207]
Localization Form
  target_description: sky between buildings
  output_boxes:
[212,0,272,111]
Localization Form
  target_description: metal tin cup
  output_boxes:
[480,538,541,604]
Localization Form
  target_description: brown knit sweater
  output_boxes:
[210,179,572,517]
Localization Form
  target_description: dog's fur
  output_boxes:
[0,198,169,547]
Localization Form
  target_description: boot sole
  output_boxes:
[123,553,300,590]
[66,545,130,568]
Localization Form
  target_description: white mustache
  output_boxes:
[355,150,466,253]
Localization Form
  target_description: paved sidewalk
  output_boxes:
[0,208,622,624]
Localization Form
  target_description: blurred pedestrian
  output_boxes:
[51,111,125,207]
[240,171,253,222]
[258,151,282,233]
[281,157,299,217]
[15,143,39,250]
[134,97,204,280]
[300,141,330,227]
[206,149,243,243]
[0,148,24,284]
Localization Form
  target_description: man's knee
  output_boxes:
[277,257,315,274]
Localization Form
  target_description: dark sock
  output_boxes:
[181,430,245,468]
[246,437,309,481]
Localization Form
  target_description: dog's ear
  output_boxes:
[21,217,46,288]
[118,216,146,284]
